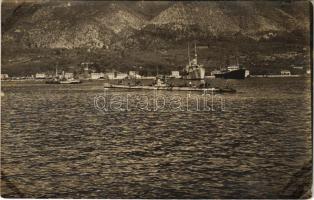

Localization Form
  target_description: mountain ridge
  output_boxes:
[2,1,310,49]
[1,1,311,75]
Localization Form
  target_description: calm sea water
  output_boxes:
[1,78,312,198]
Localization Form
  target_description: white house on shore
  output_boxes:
[170,71,181,78]
[35,73,46,79]
[281,70,291,76]
[245,70,250,77]
[1,74,9,80]
[105,72,128,80]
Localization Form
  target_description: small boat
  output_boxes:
[46,66,60,84]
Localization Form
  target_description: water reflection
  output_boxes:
[1,78,311,198]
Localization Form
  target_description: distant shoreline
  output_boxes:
[1,75,310,83]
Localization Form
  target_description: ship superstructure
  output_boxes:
[182,43,205,80]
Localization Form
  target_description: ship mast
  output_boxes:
[188,42,191,64]
[194,42,197,65]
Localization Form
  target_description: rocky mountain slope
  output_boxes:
[2,1,149,49]
[1,0,311,75]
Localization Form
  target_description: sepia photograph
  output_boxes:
[1,0,312,199]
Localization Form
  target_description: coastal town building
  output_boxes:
[245,70,250,77]
[1,74,9,80]
[170,71,181,78]
[105,72,128,80]
[281,70,291,76]
[35,73,46,79]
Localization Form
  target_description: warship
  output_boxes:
[181,43,205,80]
[103,42,236,93]
[46,67,81,84]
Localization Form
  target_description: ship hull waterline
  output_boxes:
[104,84,236,93]
[214,69,246,79]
